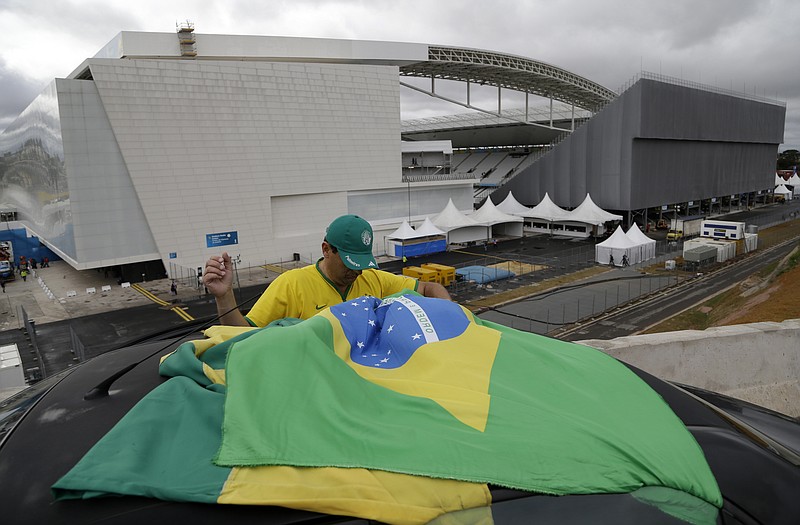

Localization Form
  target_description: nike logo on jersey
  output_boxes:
[315,304,327,310]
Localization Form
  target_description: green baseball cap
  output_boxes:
[325,214,378,270]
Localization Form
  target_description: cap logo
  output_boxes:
[361,229,372,246]
[345,255,361,268]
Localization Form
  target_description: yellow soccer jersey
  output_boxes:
[245,261,418,327]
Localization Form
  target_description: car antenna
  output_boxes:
[84,291,262,400]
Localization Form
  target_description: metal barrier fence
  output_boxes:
[168,254,316,292]
[447,237,686,301]
[17,304,45,381]
[483,274,681,335]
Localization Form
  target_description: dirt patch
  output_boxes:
[719,265,800,325]
[487,261,546,275]
[644,243,800,333]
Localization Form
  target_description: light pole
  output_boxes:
[407,179,411,221]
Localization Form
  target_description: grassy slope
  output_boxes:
[643,241,800,334]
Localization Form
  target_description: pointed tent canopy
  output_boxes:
[787,174,800,197]
[774,184,792,196]
[528,192,572,222]
[598,225,638,249]
[415,217,446,237]
[595,225,638,266]
[470,197,523,226]
[567,194,623,226]
[626,223,656,245]
[776,172,786,186]
[495,191,532,216]
[432,199,481,232]
[626,223,657,261]
[387,220,418,240]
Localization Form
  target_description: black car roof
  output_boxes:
[1,334,799,524]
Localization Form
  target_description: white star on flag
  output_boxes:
[412,333,421,340]
[357,341,364,348]
[340,312,347,317]
[380,357,390,363]
[368,319,376,326]
[351,302,359,306]
[387,325,394,333]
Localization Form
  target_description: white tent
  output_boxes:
[786,173,800,197]
[567,194,624,226]
[415,217,446,237]
[432,199,486,244]
[511,192,580,236]
[470,198,523,238]
[595,225,639,266]
[386,220,418,240]
[495,191,532,215]
[775,184,792,199]
[385,219,448,258]
[626,223,657,262]
[527,192,572,222]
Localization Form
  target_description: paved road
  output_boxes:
[558,238,799,341]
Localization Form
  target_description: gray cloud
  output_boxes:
[0,59,46,132]
[1,0,798,149]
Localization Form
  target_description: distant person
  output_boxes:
[170,280,178,295]
[1,280,5,293]
[622,254,629,267]
[609,254,615,266]
[42,257,49,268]
[203,214,451,327]
[20,268,28,282]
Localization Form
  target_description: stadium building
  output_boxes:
[0,28,786,280]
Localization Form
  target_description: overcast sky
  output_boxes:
[1,0,798,151]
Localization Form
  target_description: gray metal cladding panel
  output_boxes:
[630,139,778,208]
[492,77,782,212]
[568,131,588,202]
[638,79,786,144]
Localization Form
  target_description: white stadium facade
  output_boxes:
[0,28,786,281]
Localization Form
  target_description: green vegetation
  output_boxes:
[777,149,799,170]
[778,247,800,276]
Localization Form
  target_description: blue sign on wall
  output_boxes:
[169,252,177,259]
[206,231,239,248]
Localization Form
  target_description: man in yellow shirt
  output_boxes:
[204,214,450,327]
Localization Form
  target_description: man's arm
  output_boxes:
[203,252,250,326]
[417,280,452,300]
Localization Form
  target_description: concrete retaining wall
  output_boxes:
[580,319,800,418]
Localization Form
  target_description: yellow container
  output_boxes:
[422,263,456,286]
[402,266,439,283]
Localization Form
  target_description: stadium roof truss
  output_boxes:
[400,46,618,127]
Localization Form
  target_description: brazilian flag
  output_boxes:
[53,293,721,524]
